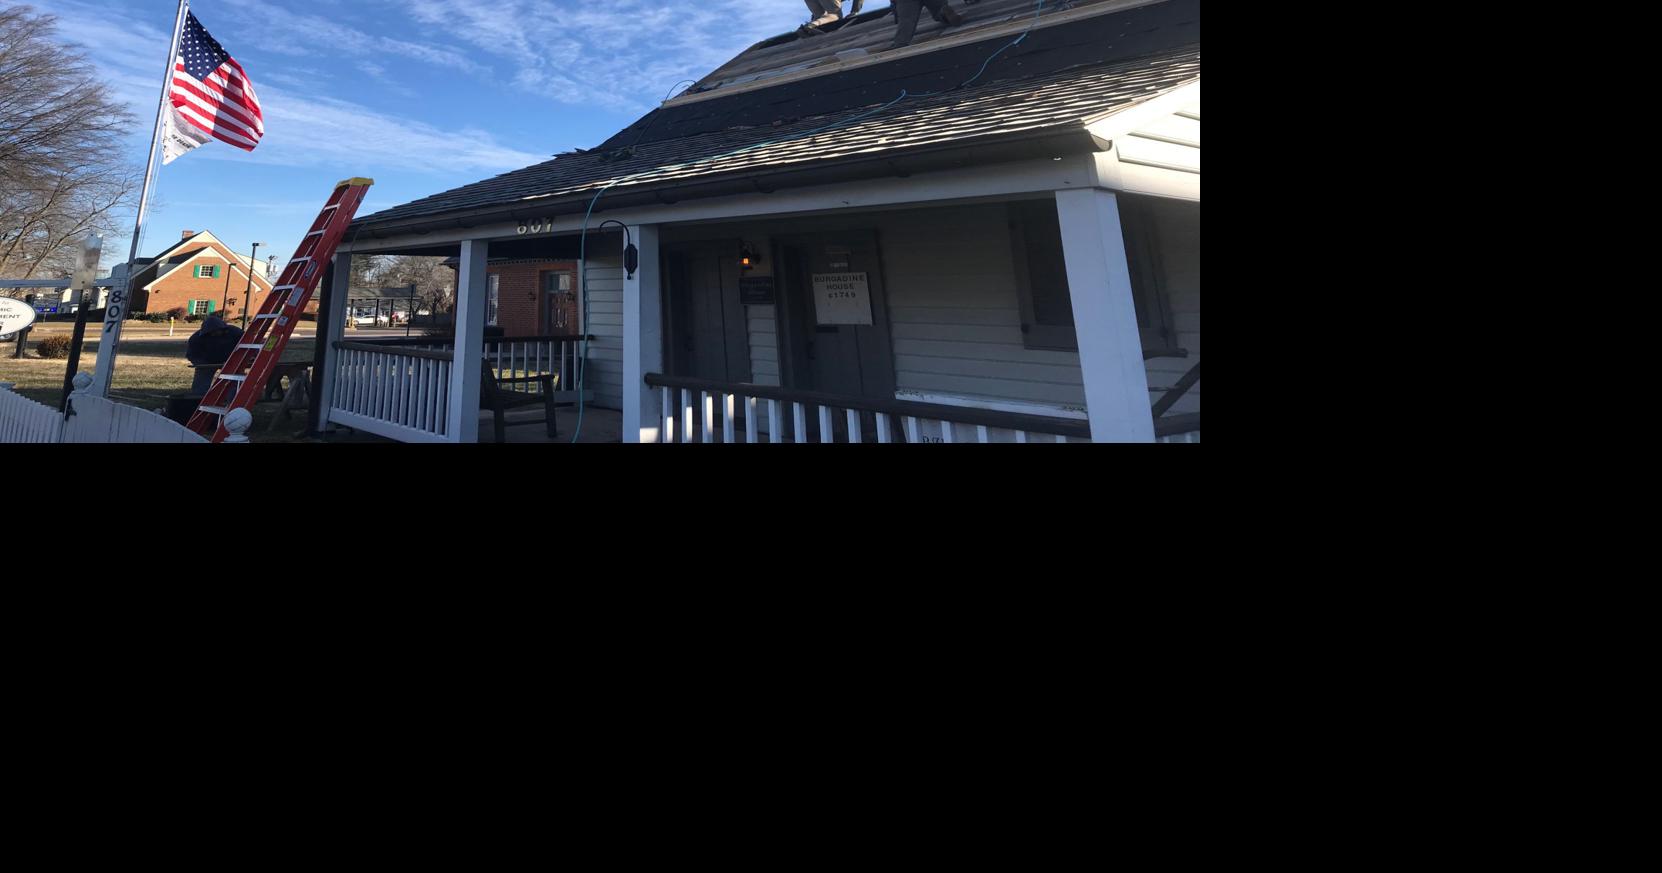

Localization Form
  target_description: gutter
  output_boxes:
[349,124,1111,241]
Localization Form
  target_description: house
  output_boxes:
[316,0,1199,443]
[128,230,280,320]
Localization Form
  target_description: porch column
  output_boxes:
[623,224,663,444]
[314,251,351,431]
[447,238,489,443]
[1055,189,1155,443]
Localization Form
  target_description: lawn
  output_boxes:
[0,331,320,443]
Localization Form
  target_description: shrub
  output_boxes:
[165,307,187,321]
[35,335,72,359]
[147,312,169,323]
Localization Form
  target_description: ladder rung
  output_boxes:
[238,343,264,350]
[254,314,280,320]
[199,406,230,416]
[275,284,299,292]
[289,257,312,265]
[306,230,325,237]
[218,374,247,382]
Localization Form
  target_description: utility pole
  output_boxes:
[241,241,263,329]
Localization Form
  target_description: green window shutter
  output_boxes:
[207,301,216,313]
[212,266,221,278]
[193,266,201,278]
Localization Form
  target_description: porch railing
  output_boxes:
[331,341,454,442]
[328,335,592,442]
[643,374,1094,444]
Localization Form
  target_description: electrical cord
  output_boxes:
[570,0,1050,442]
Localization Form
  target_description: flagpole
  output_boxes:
[92,0,189,397]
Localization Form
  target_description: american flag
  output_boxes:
[163,12,263,163]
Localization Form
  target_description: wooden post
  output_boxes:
[447,239,489,443]
[623,224,662,444]
[1054,189,1155,443]
[314,253,351,432]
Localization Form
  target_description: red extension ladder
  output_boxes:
[187,177,373,442]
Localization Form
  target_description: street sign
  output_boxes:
[0,298,38,335]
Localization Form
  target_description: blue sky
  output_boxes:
[27,0,859,271]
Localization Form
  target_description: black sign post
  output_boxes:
[59,235,104,413]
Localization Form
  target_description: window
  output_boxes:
[486,274,500,327]
[187,300,216,315]
[1008,197,1176,353]
[193,264,221,279]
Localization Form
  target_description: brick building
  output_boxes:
[449,258,580,336]
[128,230,278,320]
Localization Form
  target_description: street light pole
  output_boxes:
[241,242,263,329]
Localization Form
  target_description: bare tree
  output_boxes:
[0,5,140,278]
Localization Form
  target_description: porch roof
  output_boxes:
[351,37,1199,235]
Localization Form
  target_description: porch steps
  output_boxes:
[185,177,375,442]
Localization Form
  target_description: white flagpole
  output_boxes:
[93,0,189,397]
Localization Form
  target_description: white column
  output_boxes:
[447,239,489,443]
[1055,189,1155,443]
[315,252,352,430]
[622,224,663,444]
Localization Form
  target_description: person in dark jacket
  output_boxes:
[186,315,244,392]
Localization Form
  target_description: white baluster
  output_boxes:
[1055,434,1067,444]
[977,425,990,444]
[769,400,782,444]
[819,406,834,443]
[905,416,920,444]
[876,414,892,444]
[940,421,954,444]
[682,389,693,444]
[847,410,862,444]
[702,392,714,444]
[746,397,759,444]
[1015,430,1029,444]
[723,394,736,444]
[661,386,673,444]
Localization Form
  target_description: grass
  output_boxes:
[0,330,321,443]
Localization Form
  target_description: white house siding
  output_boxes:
[582,257,625,409]
[1116,102,1200,174]
[880,204,1089,409]
[1143,199,1199,415]
[748,304,781,387]
[655,194,1198,423]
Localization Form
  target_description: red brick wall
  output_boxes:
[487,260,578,336]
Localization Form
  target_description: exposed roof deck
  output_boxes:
[679,0,1167,103]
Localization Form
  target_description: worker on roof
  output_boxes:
[892,0,966,48]
[803,0,845,28]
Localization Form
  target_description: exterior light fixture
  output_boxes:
[740,243,760,271]
[595,220,637,279]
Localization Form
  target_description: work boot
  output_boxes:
[809,12,842,26]
[940,5,964,26]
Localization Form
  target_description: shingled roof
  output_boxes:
[352,0,1200,234]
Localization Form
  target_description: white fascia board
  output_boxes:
[342,153,1101,254]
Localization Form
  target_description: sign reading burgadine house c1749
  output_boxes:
[812,273,873,326]
[0,298,38,335]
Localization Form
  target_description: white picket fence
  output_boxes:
[0,384,65,443]
[1,374,229,444]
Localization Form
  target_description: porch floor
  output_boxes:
[484,406,622,444]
